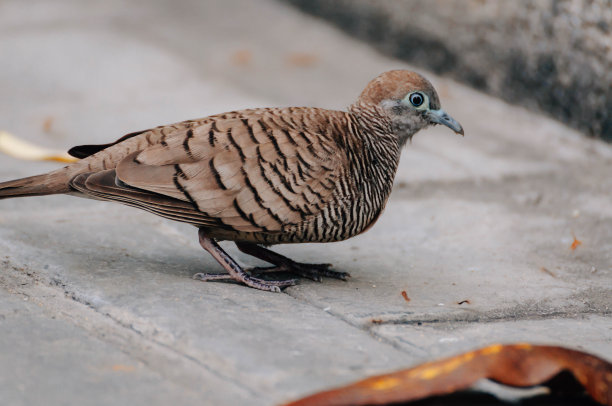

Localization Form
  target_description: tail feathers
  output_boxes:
[0,169,71,199]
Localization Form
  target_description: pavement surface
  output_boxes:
[0,0,611,405]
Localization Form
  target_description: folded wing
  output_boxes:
[71,108,348,234]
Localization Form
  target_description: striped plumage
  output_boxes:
[0,70,463,292]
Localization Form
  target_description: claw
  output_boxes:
[193,272,232,281]
[232,241,349,288]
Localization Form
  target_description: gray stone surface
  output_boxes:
[284,0,612,142]
[0,0,611,405]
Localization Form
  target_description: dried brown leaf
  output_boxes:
[571,235,582,250]
[42,116,54,133]
[283,344,612,406]
[230,49,252,66]
[286,52,319,67]
[540,266,557,277]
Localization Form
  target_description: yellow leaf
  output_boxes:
[0,131,78,163]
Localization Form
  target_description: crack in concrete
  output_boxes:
[284,289,429,355]
[0,260,268,401]
[365,308,610,327]
[285,286,611,358]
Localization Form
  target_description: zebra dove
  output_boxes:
[0,70,463,292]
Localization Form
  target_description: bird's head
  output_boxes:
[356,70,463,145]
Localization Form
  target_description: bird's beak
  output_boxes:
[428,109,464,135]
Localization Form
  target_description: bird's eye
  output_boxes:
[409,92,424,107]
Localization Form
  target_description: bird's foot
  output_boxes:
[234,242,350,283]
[197,230,299,292]
[247,262,350,282]
[192,272,298,292]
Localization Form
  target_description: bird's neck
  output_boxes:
[348,102,401,164]
[346,103,401,202]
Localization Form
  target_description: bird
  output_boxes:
[0,70,463,292]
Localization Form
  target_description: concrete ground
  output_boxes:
[0,0,610,405]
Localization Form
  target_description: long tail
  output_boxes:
[0,168,72,199]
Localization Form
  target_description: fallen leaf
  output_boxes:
[0,131,77,163]
[230,49,252,66]
[286,52,319,67]
[42,116,54,133]
[571,235,582,251]
[457,299,470,305]
[283,344,612,406]
[540,266,557,278]
[111,364,135,372]
[401,291,410,302]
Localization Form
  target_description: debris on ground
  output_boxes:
[283,344,612,406]
[0,131,77,163]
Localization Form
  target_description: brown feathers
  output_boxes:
[0,70,463,291]
[71,108,357,243]
[357,70,441,110]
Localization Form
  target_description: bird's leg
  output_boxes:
[194,229,297,292]
[235,242,350,282]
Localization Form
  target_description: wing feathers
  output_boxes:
[74,108,349,235]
